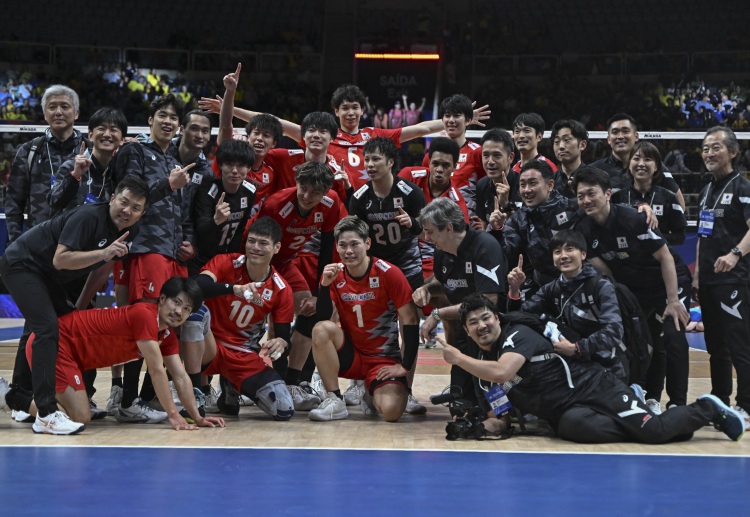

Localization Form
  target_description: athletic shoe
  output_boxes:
[700,394,745,441]
[239,395,255,406]
[343,380,365,406]
[733,405,750,431]
[288,384,321,411]
[630,384,646,405]
[217,378,240,416]
[360,391,377,416]
[422,339,437,349]
[204,387,220,414]
[32,411,85,435]
[12,410,34,423]
[309,393,348,421]
[115,398,168,424]
[0,377,9,411]
[180,387,207,424]
[646,399,662,415]
[106,385,123,416]
[405,393,427,415]
[310,372,327,401]
[89,398,107,420]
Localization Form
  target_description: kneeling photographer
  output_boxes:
[439,294,746,444]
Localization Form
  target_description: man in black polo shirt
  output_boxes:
[574,168,691,411]
[591,113,685,210]
[550,119,588,199]
[413,197,506,402]
[695,126,750,423]
[441,294,745,443]
[0,176,148,434]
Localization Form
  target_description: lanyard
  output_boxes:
[700,173,739,210]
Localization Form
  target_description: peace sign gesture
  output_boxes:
[72,141,92,180]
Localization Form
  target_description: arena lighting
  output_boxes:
[354,53,440,60]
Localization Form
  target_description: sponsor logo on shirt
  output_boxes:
[375,260,391,271]
[397,181,413,195]
[230,212,244,221]
[354,184,369,199]
[262,173,270,184]
[208,184,219,198]
[273,273,286,289]
[242,180,256,193]
[280,202,294,218]
[98,239,108,247]
[342,292,375,301]
[412,169,428,178]
[459,153,467,163]
[446,278,469,289]
[321,196,334,208]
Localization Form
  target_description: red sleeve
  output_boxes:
[159,330,179,357]
[271,278,295,324]
[129,304,160,342]
[201,254,232,280]
[373,127,403,147]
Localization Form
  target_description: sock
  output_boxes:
[139,370,156,402]
[111,377,123,388]
[200,384,211,396]
[121,358,144,408]
[333,389,342,399]
[188,373,201,389]
[300,351,316,383]
[285,368,301,386]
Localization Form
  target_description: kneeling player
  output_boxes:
[195,217,295,420]
[310,216,420,422]
[18,277,225,432]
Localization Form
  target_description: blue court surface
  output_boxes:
[0,446,747,515]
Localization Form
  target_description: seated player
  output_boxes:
[309,216,420,422]
[194,217,295,420]
[16,277,225,431]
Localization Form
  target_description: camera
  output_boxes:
[430,392,488,441]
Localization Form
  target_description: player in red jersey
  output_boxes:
[21,277,225,430]
[417,94,485,216]
[257,161,343,408]
[510,112,558,175]
[309,216,420,422]
[213,63,283,216]
[193,217,296,420]
[200,83,490,192]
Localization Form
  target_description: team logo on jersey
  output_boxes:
[233,255,247,268]
[262,288,273,301]
[280,202,294,218]
[732,290,738,300]
[465,262,473,273]
[321,196,334,208]
[622,394,628,402]
[375,260,391,272]
[314,212,323,223]
[529,224,535,233]
[191,173,203,185]
[208,184,219,198]
[366,199,372,209]
[369,277,380,288]
[592,239,599,248]
[459,153,467,163]
[721,193,733,205]
[393,197,404,208]
[240,197,248,209]
[653,205,663,216]
[396,181,413,195]
[273,273,286,289]
[412,169,428,178]
[98,239,108,247]
[502,331,519,348]
[442,266,447,274]
[242,180,256,193]
[617,237,628,249]
[354,184,369,199]
[336,281,346,289]
[556,212,568,225]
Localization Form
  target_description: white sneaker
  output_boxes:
[343,380,365,406]
[32,411,85,435]
[288,384,321,411]
[310,372,327,401]
[116,397,168,424]
[309,393,348,421]
[0,376,9,411]
[12,410,34,423]
[733,405,750,431]
[106,385,123,416]
[89,398,107,420]
[406,393,427,415]
[239,395,255,406]
[360,391,377,416]
[205,387,220,414]
[646,399,662,415]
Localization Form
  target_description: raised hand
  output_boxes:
[489,196,507,230]
[72,141,92,180]
[507,255,526,296]
[213,192,230,225]
[223,63,241,93]
[169,162,196,190]
[104,231,130,261]
[321,262,344,287]
[495,170,510,208]
[469,101,491,127]
[198,95,223,114]
[395,207,412,229]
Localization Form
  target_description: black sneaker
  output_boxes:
[700,394,746,441]
[180,388,207,424]
[217,377,240,416]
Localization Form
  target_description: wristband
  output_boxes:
[508,290,521,301]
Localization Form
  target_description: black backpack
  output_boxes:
[583,275,653,385]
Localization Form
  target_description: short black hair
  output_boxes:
[480,128,514,154]
[512,113,545,135]
[331,84,366,110]
[148,94,185,120]
[245,114,283,145]
[160,276,203,313]
[114,176,150,207]
[428,137,460,165]
[334,215,370,242]
[458,294,497,328]
[438,94,473,120]
[606,113,637,132]
[572,166,611,194]
[550,119,588,143]
[88,107,128,136]
[363,137,399,171]
[247,216,282,245]
[181,109,211,129]
[550,229,587,254]
[301,111,339,137]
[295,161,334,192]
[216,139,255,168]
[519,159,554,181]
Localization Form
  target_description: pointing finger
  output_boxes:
[79,141,86,156]
[517,254,523,270]
[115,231,130,243]
[217,192,226,205]
[182,162,197,173]
[494,196,500,211]
[235,62,242,77]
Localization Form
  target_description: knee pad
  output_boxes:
[181,304,211,342]
[293,314,317,339]
[254,379,295,421]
